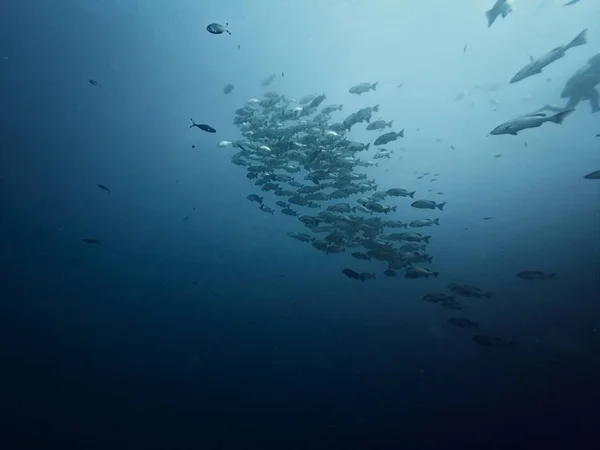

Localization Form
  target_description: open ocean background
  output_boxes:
[0,0,599,449]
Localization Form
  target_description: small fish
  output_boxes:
[96,183,110,194]
[482,217,492,220]
[564,0,581,5]
[223,84,234,94]
[259,204,275,215]
[192,281,202,286]
[383,269,397,277]
[83,238,101,244]
[463,44,468,53]
[189,118,216,133]
[447,317,479,330]
[342,268,375,281]
[516,271,556,280]
[206,22,231,35]
[261,73,276,86]
[88,79,103,88]
[472,334,516,348]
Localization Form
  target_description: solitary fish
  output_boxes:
[516,271,556,280]
[261,73,276,86]
[510,29,587,84]
[96,183,110,194]
[83,238,101,244]
[485,0,513,28]
[447,317,479,330]
[88,79,103,88]
[223,84,234,94]
[473,334,516,348]
[490,105,574,136]
[583,169,600,179]
[206,22,231,35]
[190,118,216,133]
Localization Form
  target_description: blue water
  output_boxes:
[1,0,599,448]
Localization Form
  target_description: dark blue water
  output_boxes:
[1,1,599,448]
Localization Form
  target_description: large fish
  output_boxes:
[485,0,514,28]
[490,105,574,135]
[510,29,587,83]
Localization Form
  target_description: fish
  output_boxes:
[246,194,263,205]
[564,0,581,5]
[88,79,103,88]
[448,283,494,299]
[510,29,587,84]
[190,119,216,133]
[261,73,276,86]
[259,205,275,215]
[490,105,574,135]
[405,266,439,278]
[583,170,600,179]
[223,84,235,94]
[349,82,378,95]
[206,23,231,35]
[374,130,404,145]
[386,188,415,198]
[472,334,516,348]
[96,183,110,194]
[342,268,375,281]
[485,0,513,28]
[560,53,600,112]
[411,200,446,211]
[83,238,101,244]
[516,271,556,280]
[366,120,393,131]
[447,317,479,330]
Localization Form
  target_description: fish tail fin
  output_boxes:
[387,120,393,128]
[436,202,447,211]
[485,9,495,27]
[567,29,587,50]
[339,104,343,111]
[428,256,433,263]
[401,223,408,229]
[409,191,416,199]
[433,218,440,226]
[423,236,431,244]
[189,118,196,128]
[398,129,404,138]
[551,109,575,124]
[372,82,378,91]
[549,273,557,279]
[433,272,439,277]
[373,104,379,112]
[365,143,370,151]
[391,206,398,213]
[485,292,494,299]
